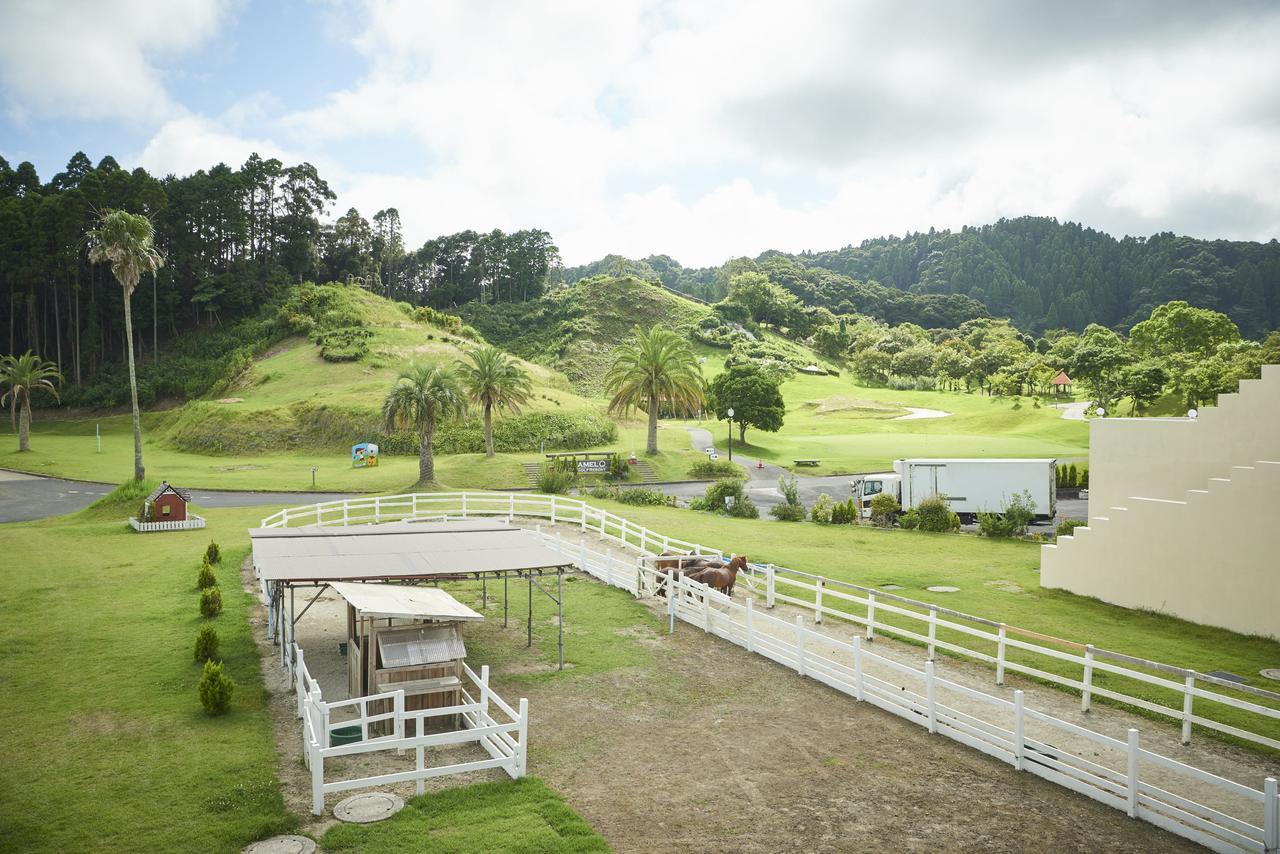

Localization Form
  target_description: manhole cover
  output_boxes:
[242,836,316,854]
[880,584,904,590]
[1260,668,1280,682]
[1205,670,1247,684]
[334,792,405,823]
[926,586,960,593]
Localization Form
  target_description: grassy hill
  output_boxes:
[460,276,712,394]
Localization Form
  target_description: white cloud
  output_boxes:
[118,1,1280,265]
[0,0,231,123]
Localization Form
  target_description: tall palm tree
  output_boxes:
[88,210,164,481]
[383,362,467,483]
[1,351,62,452]
[459,347,533,457]
[605,325,704,455]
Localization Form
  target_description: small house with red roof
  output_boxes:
[1051,371,1072,395]
[130,481,205,532]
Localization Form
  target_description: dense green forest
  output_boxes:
[564,218,1280,338]
[0,151,558,404]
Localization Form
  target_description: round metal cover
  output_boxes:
[926,585,960,593]
[334,792,404,823]
[242,836,317,854]
[1260,668,1280,682]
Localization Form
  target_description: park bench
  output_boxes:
[793,459,820,467]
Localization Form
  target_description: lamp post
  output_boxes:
[727,407,734,462]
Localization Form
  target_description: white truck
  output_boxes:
[852,458,1057,523]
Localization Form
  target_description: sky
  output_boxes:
[2,0,1279,267]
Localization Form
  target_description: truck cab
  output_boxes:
[851,473,901,518]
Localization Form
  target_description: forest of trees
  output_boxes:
[0,151,560,397]
[564,217,1280,339]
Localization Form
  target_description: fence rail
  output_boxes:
[292,645,528,816]
[129,514,206,532]
[264,492,1280,851]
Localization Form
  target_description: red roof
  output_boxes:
[1051,371,1072,385]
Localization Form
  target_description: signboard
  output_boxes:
[352,442,379,468]
[576,459,608,474]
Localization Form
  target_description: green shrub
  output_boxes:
[1056,519,1087,538]
[810,493,833,524]
[200,586,224,618]
[695,479,758,518]
[197,561,217,589]
[688,458,743,479]
[536,466,577,495]
[831,497,858,524]
[1079,466,1089,488]
[868,493,900,528]
[977,490,1036,538]
[769,475,806,521]
[198,660,235,715]
[204,541,221,564]
[900,509,920,530]
[194,625,220,662]
[915,495,961,533]
[605,454,632,482]
[615,488,673,507]
[1066,463,1078,488]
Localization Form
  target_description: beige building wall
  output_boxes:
[1041,363,1280,639]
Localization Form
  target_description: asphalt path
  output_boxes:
[0,468,357,524]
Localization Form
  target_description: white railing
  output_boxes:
[129,514,206,532]
[265,494,1280,851]
[258,491,1280,755]
[292,644,527,816]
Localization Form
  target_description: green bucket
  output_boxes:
[329,725,362,747]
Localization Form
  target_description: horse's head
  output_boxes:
[728,554,747,573]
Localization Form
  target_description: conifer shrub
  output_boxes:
[198,561,217,590]
[200,586,224,618]
[198,660,235,715]
[204,541,221,564]
[194,625,220,663]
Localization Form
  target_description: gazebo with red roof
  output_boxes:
[1050,371,1072,395]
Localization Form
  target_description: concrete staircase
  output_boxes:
[1040,364,1280,638]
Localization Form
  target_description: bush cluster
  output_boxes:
[200,586,224,618]
[810,493,833,523]
[977,490,1037,538]
[687,458,742,479]
[536,466,578,495]
[1056,463,1090,488]
[1056,519,1087,538]
[828,497,860,524]
[585,485,674,506]
[198,661,236,715]
[690,479,758,518]
[194,625,220,663]
[769,475,806,522]
[900,495,961,533]
[868,493,900,528]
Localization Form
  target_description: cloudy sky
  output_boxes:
[2,0,1278,265]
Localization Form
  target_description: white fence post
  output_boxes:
[517,698,530,777]
[852,635,864,702]
[1126,728,1140,819]
[1181,671,1195,745]
[374,495,381,523]
[866,593,876,641]
[311,739,324,816]
[509,493,515,521]
[703,588,712,633]
[480,664,491,724]
[794,616,806,677]
[394,689,405,743]
[668,573,677,635]
[996,624,1007,686]
[766,564,776,608]
[580,503,587,532]
[1013,690,1025,771]
[927,606,937,661]
[1081,645,1095,713]
[412,493,419,518]
[745,598,755,653]
[814,578,824,624]
[925,660,937,734]
[416,745,426,795]
[550,497,557,524]
[461,493,468,518]
[1264,777,1278,854]
[295,648,307,717]
[342,503,349,526]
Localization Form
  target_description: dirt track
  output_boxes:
[245,553,1201,852]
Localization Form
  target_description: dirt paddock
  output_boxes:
[245,556,1200,852]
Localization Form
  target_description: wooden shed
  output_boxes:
[331,581,483,731]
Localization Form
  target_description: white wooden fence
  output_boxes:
[258,491,1280,753]
[129,514,206,532]
[262,492,1280,851]
[292,645,528,816]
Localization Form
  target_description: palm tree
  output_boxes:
[383,362,467,483]
[1,352,63,452]
[88,210,164,481]
[459,347,533,457]
[605,325,704,455]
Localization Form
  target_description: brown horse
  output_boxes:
[685,554,748,597]
[652,552,715,596]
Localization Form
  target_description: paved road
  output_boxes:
[0,469,357,524]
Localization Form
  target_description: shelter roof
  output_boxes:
[146,481,192,502]
[1051,371,1072,385]
[329,581,484,622]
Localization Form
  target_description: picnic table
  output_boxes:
[793,459,820,467]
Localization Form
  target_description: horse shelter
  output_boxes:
[247,518,573,813]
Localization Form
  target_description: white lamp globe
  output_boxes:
[1187,408,1198,419]
[1095,407,1106,417]
[727,408,734,418]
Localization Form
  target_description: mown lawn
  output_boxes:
[322,778,608,853]
[0,491,292,853]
